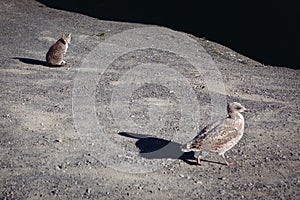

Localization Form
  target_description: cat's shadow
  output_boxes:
[118,132,225,166]
[13,57,59,68]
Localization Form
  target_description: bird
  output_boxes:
[181,102,248,166]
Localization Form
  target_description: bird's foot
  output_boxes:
[226,161,238,167]
[221,154,238,167]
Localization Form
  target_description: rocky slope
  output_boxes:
[0,0,299,199]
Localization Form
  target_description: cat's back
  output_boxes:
[46,40,64,59]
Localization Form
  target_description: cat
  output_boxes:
[46,33,71,66]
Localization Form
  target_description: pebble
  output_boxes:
[264,157,270,162]
[56,165,62,170]
[3,114,10,118]
[219,189,226,195]
[194,180,203,184]
[86,188,91,194]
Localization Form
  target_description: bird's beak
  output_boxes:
[244,108,250,112]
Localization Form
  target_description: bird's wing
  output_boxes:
[200,118,244,149]
[193,120,222,140]
[187,118,243,150]
[184,120,222,151]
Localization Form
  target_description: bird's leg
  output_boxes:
[197,154,202,165]
[194,151,202,165]
[221,153,236,167]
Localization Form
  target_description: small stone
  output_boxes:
[56,165,62,170]
[194,180,203,184]
[51,189,58,195]
[219,190,226,195]
[86,188,91,194]
[265,157,270,162]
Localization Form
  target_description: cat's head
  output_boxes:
[62,33,71,44]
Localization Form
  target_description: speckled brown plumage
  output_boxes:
[181,102,248,166]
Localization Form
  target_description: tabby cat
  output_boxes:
[46,33,71,66]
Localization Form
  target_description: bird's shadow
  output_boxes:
[118,132,225,166]
[13,57,60,68]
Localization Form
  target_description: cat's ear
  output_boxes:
[62,33,66,38]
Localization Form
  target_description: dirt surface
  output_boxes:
[1,0,299,199]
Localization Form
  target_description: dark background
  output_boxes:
[38,0,299,69]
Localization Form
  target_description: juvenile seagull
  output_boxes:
[181,102,248,166]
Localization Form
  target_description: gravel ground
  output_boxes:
[1,0,299,199]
